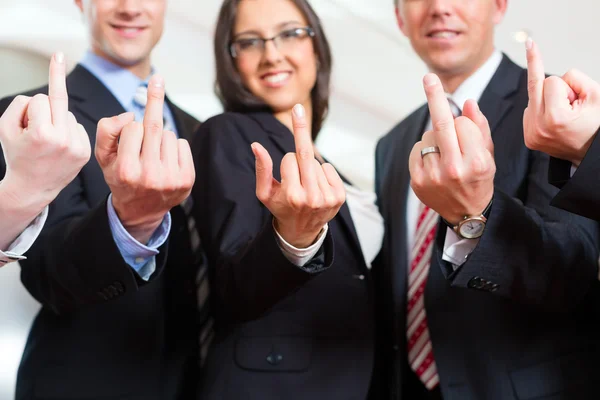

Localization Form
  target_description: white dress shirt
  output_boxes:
[0,206,48,265]
[407,49,503,269]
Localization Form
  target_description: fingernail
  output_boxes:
[151,74,164,88]
[55,52,65,64]
[293,104,305,118]
[525,37,533,51]
[251,143,258,157]
[423,73,437,87]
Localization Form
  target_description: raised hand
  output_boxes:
[523,39,600,166]
[251,104,346,248]
[95,75,195,244]
[0,52,91,215]
[409,73,495,225]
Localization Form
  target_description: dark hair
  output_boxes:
[214,0,332,139]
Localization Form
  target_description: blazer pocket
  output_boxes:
[509,349,594,399]
[234,336,312,372]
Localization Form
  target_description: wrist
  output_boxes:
[0,178,51,219]
[274,219,322,249]
[111,197,165,244]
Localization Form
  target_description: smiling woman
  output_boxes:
[190,0,384,399]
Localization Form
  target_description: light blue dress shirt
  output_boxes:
[80,51,177,280]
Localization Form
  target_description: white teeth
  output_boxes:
[123,28,138,34]
[264,73,290,84]
[431,31,457,39]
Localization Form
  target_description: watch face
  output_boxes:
[459,219,485,239]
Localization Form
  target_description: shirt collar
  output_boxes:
[448,49,503,112]
[79,50,152,112]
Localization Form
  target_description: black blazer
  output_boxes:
[374,55,600,400]
[548,128,600,221]
[0,65,202,400]
[190,111,375,400]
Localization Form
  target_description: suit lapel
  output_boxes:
[249,112,367,269]
[168,100,200,141]
[391,106,429,270]
[67,65,127,143]
[478,55,523,138]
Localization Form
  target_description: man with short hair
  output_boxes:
[0,1,209,398]
[373,1,600,399]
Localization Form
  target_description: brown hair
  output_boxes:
[214,0,332,139]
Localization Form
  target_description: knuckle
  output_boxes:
[444,163,462,182]
[432,118,454,132]
[296,148,312,161]
[307,193,323,209]
[528,77,541,93]
[286,192,303,209]
[14,95,30,106]
[470,155,489,176]
[145,120,163,135]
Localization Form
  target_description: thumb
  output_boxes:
[463,99,494,154]
[251,142,278,205]
[0,96,31,142]
[94,112,135,166]
[562,69,598,103]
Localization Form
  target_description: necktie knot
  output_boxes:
[447,97,462,118]
[133,82,149,108]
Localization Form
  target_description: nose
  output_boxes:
[261,40,283,65]
[117,0,143,17]
[429,0,453,18]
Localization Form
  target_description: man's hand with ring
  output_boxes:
[409,73,496,225]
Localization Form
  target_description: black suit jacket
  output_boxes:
[374,55,600,400]
[190,111,375,400]
[0,65,202,400]
[547,128,600,221]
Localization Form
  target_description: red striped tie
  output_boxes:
[407,202,440,390]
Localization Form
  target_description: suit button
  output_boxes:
[468,277,484,289]
[353,274,365,280]
[113,281,124,293]
[266,353,283,365]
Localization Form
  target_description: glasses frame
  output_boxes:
[229,26,315,58]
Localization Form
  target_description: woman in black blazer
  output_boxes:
[191,0,383,398]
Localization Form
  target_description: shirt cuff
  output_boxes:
[0,206,48,266]
[274,220,328,268]
[107,194,171,280]
[441,227,479,270]
[570,164,578,178]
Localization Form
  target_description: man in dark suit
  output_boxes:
[373,0,600,399]
[0,1,210,399]
[522,39,600,221]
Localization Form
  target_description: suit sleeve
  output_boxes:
[191,115,333,323]
[441,148,600,312]
[548,128,600,221]
[0,95,168,314]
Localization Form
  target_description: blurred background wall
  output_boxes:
[1,0,599,398]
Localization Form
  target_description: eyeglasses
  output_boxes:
[230,27,315,58]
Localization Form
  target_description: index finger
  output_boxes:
[423,73,460,160]
[48,52,69,129]
[525,38,545,112]
[291,104,316,188]
[143,74,165,135]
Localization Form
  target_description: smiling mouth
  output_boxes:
[427,31,460,39]
[261,72,292,85]
[111,24,146,35]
